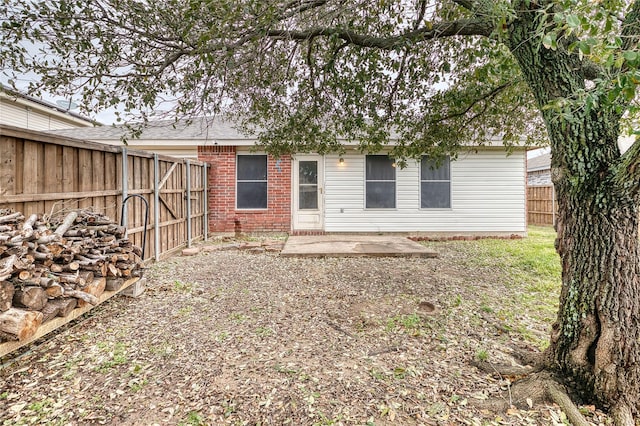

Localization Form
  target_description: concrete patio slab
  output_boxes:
[280,235,438,258]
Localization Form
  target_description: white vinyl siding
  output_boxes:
[0,98,93,130]
[323,150,526,234]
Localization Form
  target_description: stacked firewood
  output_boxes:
[0,208,144,342]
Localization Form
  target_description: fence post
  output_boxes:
[121,147,128,229]
[203,163,208,241]
[186,160,192,248]
[153,154,160,261]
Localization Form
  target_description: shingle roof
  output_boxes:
[47,116,249,141]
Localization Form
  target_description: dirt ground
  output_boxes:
[0,239,610,425]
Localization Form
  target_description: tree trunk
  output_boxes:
[507,2,640,421]
[550,191,640,420]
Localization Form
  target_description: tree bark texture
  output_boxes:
[508,1,640,421]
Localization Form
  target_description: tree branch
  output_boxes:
[266,18,494,50]
[451,0,477,11]
[580,60,605,80]
[613,136,640,198]
[434,81,516,125]
[621,0,640,52]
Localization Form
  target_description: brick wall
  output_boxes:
[198,146,292,233]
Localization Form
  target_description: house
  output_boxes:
[0,87,97,130]
[527,152,551,186]
[49,117,528,236]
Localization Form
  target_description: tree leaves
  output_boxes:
[0,0,638,157]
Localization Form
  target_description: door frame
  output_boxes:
[292,154,324,231]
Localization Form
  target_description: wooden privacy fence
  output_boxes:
[0,125,208,261]
[528,185,556,226]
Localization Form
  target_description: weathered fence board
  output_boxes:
[527,185,556,226]
[0,125,208,261]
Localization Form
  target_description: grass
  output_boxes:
[477,226,560,324]
[95,342,129,372]
[178,411,206,426]
[430,226,561,348]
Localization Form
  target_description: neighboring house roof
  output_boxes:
[527,152,551,172]
[49,116,247,142]
[47,117,254,158]
[0,86,98,129]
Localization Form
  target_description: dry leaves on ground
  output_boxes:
[0,239,611,425]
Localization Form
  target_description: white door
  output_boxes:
[292,155,324,231]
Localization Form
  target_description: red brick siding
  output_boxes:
[198,146,291,233]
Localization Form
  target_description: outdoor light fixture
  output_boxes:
[339,158,345,164]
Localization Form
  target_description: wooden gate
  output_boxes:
[0,125,208,261]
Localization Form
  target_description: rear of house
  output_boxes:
[199,146,526,236]
[49,118,527,236]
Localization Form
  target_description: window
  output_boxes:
[421,156,451,208]
[237,155,267,209]
[298,161,318,209]
[366,155,396,208]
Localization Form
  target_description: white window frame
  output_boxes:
[420,155,452,209]
[365,155,397,209]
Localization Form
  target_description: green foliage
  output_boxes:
[178,411,206,426]
[2,0,639,159]
[95,342,129,372]
[475,349,489,362]
[0,0,549,159]
[173,280,194,292]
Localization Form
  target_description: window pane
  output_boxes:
[237,155,267,181]
[299,161,317,185]
[366,182,396,208]
[299,185,318,209]
[421,157,450,180]
[421,182,451,208]
[366,156,395,180]
[237,182,267,209]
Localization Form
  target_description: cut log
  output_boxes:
[53,211,78,237]
[64,289,99,305]
[9,214,38,243]
[77,278,106,308]
[57,274,86,287]
[37,277,56,287]
[0,308,43,341]
[0,254,17,281]
[41,302,60,323]
[106,263,120,277]
[105,278,124,291]
[0,281,14,311]
[43,243,64,257]
[17,270,32,281]
[50,261,80,273]
[13,286,48,311]
[28,250,53,261]
[78,270,94,284]
[44,283,64,298]
[48,298,77,317]
[36,233,61,244]
[0,212,24,224]
[74,255,103,266]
